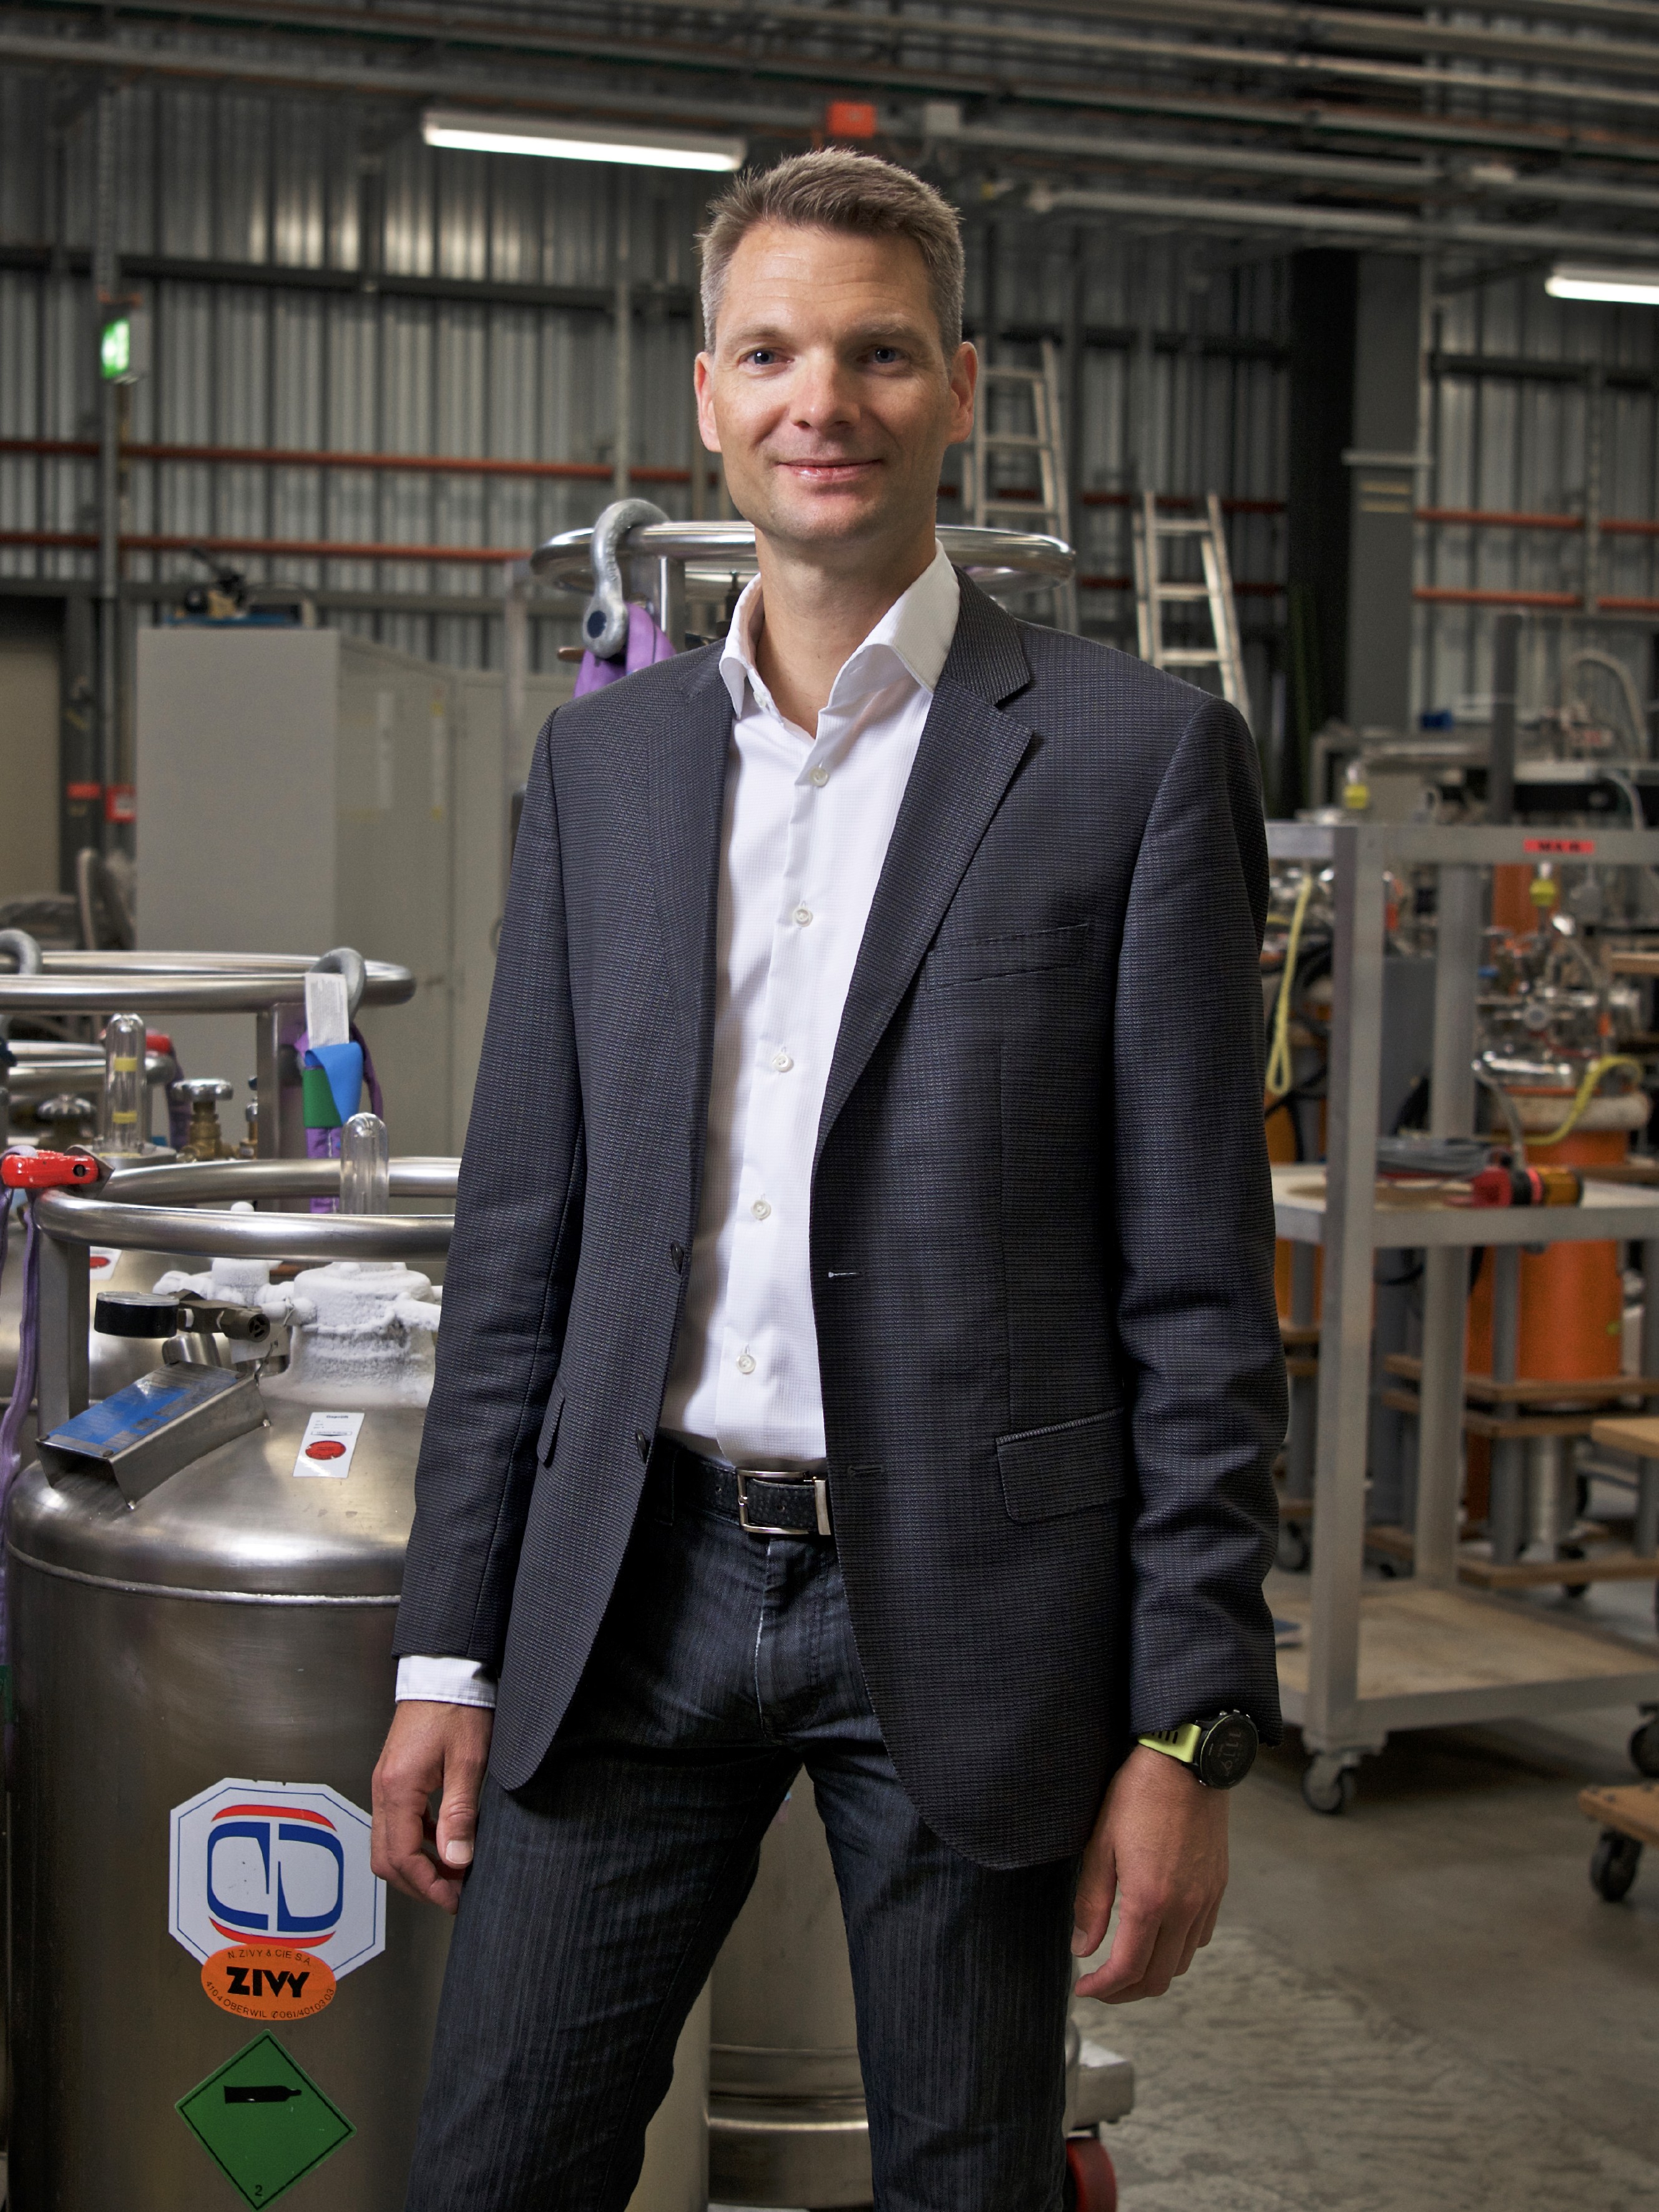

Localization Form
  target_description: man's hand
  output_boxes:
[1071,1744,1229,2003]
[371,1701,494,1915]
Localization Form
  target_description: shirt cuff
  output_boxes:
[395,1656,498,1709]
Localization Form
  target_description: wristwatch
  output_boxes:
[1136,1711,1258,1789]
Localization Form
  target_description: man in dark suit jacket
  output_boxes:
[373,147,1284,2211]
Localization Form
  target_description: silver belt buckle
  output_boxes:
[736,1469,833,1538]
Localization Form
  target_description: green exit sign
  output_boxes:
[99,308,149,383]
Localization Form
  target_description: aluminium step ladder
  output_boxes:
[1131,490,1251,727]
[962,338,1079,632]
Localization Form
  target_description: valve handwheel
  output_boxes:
[1064,2133,1118,2212]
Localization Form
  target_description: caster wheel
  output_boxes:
[1064,2133,1118,2212]
[1376,1556,1402,1580]
[1560,1544,1589,1599]
[1631,1716,1659,1778]
[1590,1830,1642,1902]
[1276,1521,1310,1573]
[1301,1761,1357,1816]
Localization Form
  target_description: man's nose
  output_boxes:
[790,352,858,431]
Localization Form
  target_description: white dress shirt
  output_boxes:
[397,541,962,1708]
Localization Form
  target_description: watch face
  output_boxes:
[1196,1713,1258,1789]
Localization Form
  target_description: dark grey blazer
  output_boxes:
[395,573,1286,1870]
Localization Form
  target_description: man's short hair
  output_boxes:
[698,149,964,359]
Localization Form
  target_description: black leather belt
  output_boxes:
[651,1437,833,1537]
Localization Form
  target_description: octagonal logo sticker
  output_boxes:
[170,1779,385,1981]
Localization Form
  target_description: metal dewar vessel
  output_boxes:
[7,1149,453,2212]
[7,1141,709,2212]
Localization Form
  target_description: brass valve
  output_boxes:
[170,1077,235,1161]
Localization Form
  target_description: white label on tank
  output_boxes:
[292,1410,364,1478]
[169,1777,385,1978]
[87,1247,122,1277]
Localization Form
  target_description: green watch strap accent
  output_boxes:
[1137,1723,1203,1764]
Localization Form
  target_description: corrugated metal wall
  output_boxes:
[0,74,1290,697]
[1421,277,1659,747]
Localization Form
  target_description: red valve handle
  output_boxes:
[1,1150,103,1189]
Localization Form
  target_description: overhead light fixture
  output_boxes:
[1546,262,1659,306]
[422,109,746,173]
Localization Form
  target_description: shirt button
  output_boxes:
[771,1050,793,1073]
[737,1349,756,1375]
[794,906,813,926]
[751,1197,772,1219]
[810,765,830,788]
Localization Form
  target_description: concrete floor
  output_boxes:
[1082,1568,1659,2211]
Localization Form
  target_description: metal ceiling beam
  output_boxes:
[41,0,1659,92]
[1031,181,1652,258]
[8,14,1659,235]
[19,0,1659,127]
[15,6,1659,179]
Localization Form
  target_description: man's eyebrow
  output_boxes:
[723,319,935,351]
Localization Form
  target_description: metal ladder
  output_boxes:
[962,338,1079,631]
[1131,491,1251,727]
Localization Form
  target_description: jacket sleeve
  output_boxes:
[1111,694,1286,1742]
[393,712,585,1668]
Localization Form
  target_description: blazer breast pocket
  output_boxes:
[996,1407,1124,1523]
[926,919,1092,990]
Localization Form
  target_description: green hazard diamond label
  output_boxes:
[177,2031,355,2207]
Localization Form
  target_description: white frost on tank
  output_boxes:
[154,1204,441,1408]
[260,1259,441,1410]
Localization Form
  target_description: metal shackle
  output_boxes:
[582,498,671,659]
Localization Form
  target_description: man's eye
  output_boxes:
[868,347,902,365]
[743,348,779,366]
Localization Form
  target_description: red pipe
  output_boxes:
[1417,505,1582,531]
[0,529,529,564]
[0,436,702,487]
[1413,586,1582,607]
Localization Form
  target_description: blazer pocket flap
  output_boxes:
[927,920,1092,988]
[534,1385,567,1467]
[996,1408,1124,1523]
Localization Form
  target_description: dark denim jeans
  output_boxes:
[405,1469,1080,2212]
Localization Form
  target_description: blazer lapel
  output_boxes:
[646,652,734,1064]
[815,578,1035,1167]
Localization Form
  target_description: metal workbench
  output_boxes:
[1266,818,1659,1810]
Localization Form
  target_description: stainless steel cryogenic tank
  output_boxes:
[7,1156,454,2212]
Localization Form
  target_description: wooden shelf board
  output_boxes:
[1383,1353,1658,1408]
[1272,1581,1659,1706]
[1381,1389,1597,1439]
[1580,1782,1659,1847]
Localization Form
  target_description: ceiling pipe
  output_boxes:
[10,17,1659,221]
[11,13,1659,187]
[1028,182,1655,258]
[21,0,1659,130]
[45,0,1659,94]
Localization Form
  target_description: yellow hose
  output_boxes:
[1523,1054,1647,1148]
[1265,872,1313,1102]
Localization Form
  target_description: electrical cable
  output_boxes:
[1265,870,1313,1101]
[1524,1053,1646,1148]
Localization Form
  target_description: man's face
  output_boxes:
[695,222,976,569]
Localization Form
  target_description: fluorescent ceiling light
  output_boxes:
[1546,262,1659,306]
[422,109,745,173]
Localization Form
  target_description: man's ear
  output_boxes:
[946,340,978,449]
[693,353,723,454]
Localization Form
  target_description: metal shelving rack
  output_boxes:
[1268,818,1659,1809]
